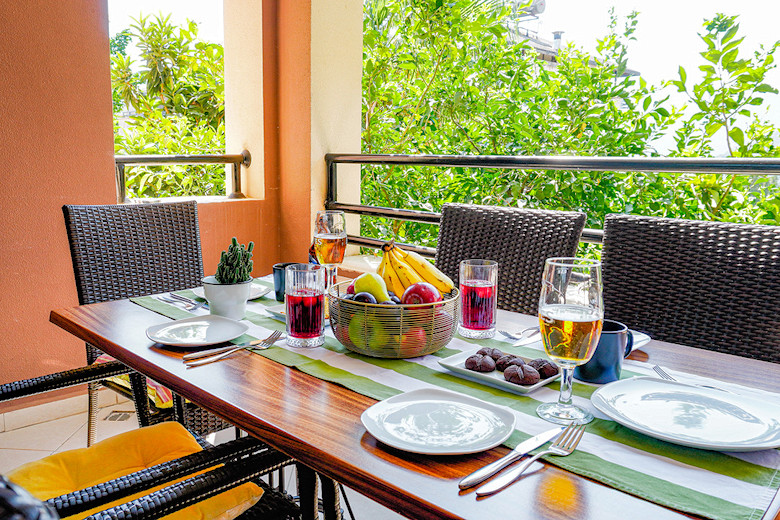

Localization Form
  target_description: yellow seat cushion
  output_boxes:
[7,422,262,520]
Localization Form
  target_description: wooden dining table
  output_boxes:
[50,298,780,520]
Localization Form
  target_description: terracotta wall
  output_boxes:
[0,1,117,409]
[0,0,319,412]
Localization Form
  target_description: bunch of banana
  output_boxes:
[378,242,455,296]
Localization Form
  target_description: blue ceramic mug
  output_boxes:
[574,319,633,384]
[273,262,297,302]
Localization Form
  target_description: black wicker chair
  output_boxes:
[435,203,587,315]
[0,369,299,520]
[601,214,780,363]
[62,202,232,442]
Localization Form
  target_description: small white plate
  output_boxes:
[631,330,651,351]
[191,284,271,301]
[146,315,249,348]
[438,350,561,395]
[592,377,780,451]
[361,388,516,455]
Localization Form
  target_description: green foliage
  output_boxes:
[111,15,225,198]
[362,3,780,247]
[216,237,254,284]
[669,14,780,223]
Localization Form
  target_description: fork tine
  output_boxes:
[552,422,578,447]
[562,424,586,452]
[263,330,282,346]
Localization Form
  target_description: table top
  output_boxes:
[50,299,780,520]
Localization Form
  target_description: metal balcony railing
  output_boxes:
[114,150,251,203]
[325,153,780,257]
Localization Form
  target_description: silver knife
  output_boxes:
[458,427,563,489]
[182,337,281,361]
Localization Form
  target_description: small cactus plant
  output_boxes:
[215,237,254,284]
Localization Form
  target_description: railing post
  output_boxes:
[115,163,126,204]
[325,153,337,208]
[227,149,251,199]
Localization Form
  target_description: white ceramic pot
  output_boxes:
[202,275,252,321]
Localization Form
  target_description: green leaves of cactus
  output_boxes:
[215,237,254,284]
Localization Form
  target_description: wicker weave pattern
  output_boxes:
[62,202,229,435]
[49,437,291,518]
[0,362,129,401]
[435,203,586,315]
[80,453,298,520]
[602,214,780,363]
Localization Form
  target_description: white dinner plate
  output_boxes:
[191,283,271,301]
[361,388,516,455]
[438,350,560,395]
[592,377,780,451]
[146,315,249,348]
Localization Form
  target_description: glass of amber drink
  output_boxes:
[313,210,347,287]
[536,257,603,425]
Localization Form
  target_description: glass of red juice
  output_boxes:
[285,264,326,347]
[458,259,498,339]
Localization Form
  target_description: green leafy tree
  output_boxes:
[362,1,680,246]
[111,14,225,198]
[670,14,780,223]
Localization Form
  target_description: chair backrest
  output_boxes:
[62,202,204,305]
[602,214,780,363]
[435,203,586,314]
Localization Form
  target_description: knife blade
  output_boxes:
[458,426,563,489]
[182,339,266,361]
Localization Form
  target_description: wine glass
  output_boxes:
[313,210,347,287]
[536,257,603,425]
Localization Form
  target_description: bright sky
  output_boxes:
[108,0,780,154]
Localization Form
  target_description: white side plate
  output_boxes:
[438,350,560,395]
[361,388,516,455]
[192,284,270,301]
[146,315,249,347]
[592,377,780,451]
[631,330,651,351]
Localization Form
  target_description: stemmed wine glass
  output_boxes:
[536,257,603,425]
[313,210,347,287]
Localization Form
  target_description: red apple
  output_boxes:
[400,326,428,357]
[401,282,442,305]
[346,281,356,294]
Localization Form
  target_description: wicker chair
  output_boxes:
[601,214,780,363]
[62,202,230,443]
[0,370,300,520]
[435,203,587,315]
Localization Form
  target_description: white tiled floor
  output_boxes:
[0,401,403,519]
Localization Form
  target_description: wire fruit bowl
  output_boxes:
[328,281,460,358]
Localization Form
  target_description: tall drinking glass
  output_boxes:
[285,264,326,348]
[313,210,347,287]
[457,259,498,339]
[536,257,603,425]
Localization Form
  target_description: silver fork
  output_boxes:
[652,365,733,393]
[167,292,208,311]
[476,423,586,496]
[185,330,283,367]
[498,326,540,342]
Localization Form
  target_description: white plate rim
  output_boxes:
[630,330,651,351]
[592,377,780,451]
[361,388,516,455]
[191,283,270,301]
[145,315,249,348]
[438,349,561,395]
